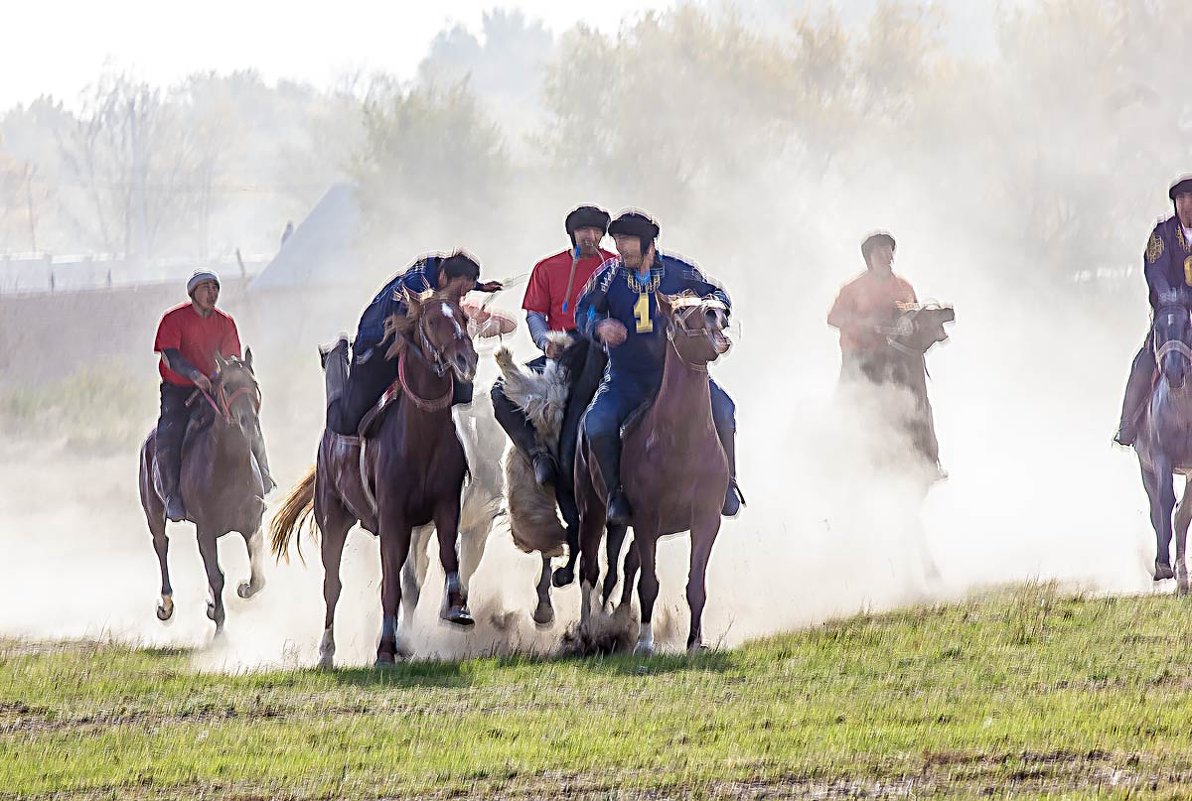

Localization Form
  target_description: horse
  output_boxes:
[138,352,268,633]
[1132,300,1192,591]
[494,334,627,626]
[575,293,732,655]
[840,303,954,471]
[270,291,479,666]
[398,399,505,634]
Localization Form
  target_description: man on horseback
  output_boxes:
[324,251,502,437]
[490,205,614,486]
[1115,174,1192,446]
[153,271,274,522]
[828,231,942,470]
[576,209,742,525]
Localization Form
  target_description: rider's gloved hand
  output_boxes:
[596,319,628,347]
[476,280,503,293]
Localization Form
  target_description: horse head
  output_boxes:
[890,304,955,355]
[387,290,478,384]
[659,292,732,368]
[211,349,262,438]
[1153,299,1192,389]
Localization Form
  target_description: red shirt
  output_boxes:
[153,303,242,386]
[522,248,615,331]
[827,270,917,353]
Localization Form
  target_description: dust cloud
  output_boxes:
[0,0,1175,667]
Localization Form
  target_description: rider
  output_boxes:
[490,205,614,486]
[153,270,274,522]
[828,231,941,468]
[576,209,742,525]
[1115,174,1192,446]
[828,231,917,382]
[324,251,502,437]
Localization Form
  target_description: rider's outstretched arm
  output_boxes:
[161,349,204,383]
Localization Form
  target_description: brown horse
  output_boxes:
[138,352,268,633]
[575,293,732,655]
[270,292,478,667]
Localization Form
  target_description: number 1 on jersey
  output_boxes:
[634,292,653,333]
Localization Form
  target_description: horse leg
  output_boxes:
[553,486,580,587]
[602,523,629,608]
[685,516,721,652]
[619,535,640,612]
[401,525,432,631]
[377,518,413,665]
[533,553,555,627]
[237,527,267,599]
[577,500,608,630]
[150,519,174,621]
[433,499,474,628]
[1176,477,1192,595]
[633,531,660,656]
[1143,463,1176,580]
[316,501,353,669]
[458,513,491,602]
[196,529,226,633]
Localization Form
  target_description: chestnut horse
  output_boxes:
[271,292,478,666]
[138,352,268,633]
[575,293,732,654]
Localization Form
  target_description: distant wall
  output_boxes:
[0,280,374,389]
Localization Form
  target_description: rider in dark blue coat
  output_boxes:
[324,251,501,436]
[1116,175,1192,445]
[576,210,742,524]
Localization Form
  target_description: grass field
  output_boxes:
[4,583,1192,799]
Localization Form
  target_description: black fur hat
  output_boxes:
[1170,174,1192,201]
[608,210,660,244]
[861,231,896,263]
[565,205,611,237]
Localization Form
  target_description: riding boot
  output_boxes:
[321,337,350,409]
[158,445,187,522]
[1115,342,1155,446]
[590,432,631,525]
[714,420,744,517]
[491,380,557,487]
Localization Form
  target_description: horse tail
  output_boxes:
[270,464,318,562]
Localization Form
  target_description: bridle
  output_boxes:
[666,296,730,373]
[397,298,468,413]
[1154,304,1192,367]
[194,369,261,425]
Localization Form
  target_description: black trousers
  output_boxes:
[155,383,194,495]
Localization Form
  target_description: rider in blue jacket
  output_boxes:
[1116,175,1192,445]
[576,210,742,524]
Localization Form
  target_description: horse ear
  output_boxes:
[657,293,674,316]
[214,352,227,372]
[244,348,254,370]
[404,288,423,316]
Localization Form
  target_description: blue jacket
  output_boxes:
[1144,215,1192,308]
[576,252,730,385]
[355,256,480,351]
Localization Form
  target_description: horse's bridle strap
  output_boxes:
[1156,340,1192,364]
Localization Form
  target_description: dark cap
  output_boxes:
[608,210,660,241]
[1170,174,1192,200]
[565,205,611,236]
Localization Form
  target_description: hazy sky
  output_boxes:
[0,0,674,108]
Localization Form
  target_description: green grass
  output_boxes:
[4,584,1192,799]
[0,365,152,451]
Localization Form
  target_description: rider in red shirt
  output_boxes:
[152,271,273,521]
[491,205,613,485]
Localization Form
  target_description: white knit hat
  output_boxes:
[187,270,220,296]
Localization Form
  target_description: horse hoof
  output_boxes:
[634,643,655,657]
[1155,562,1175,581]
[532,603,555,627]
[375,654,397,668]
[552,567,575,588]
[687,642,709,654]
[156,598,174,622]
[317,653,335,670]
[441,607,475,628]
[237,579,264,599]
